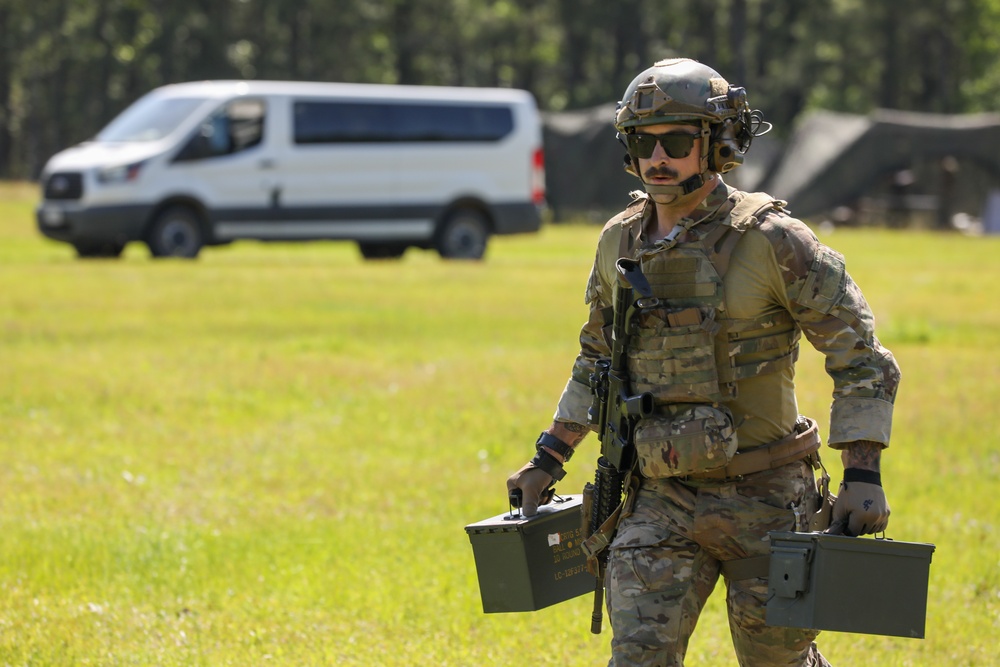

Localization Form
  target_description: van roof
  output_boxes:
[149,80,537,105]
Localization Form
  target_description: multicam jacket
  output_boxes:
[554,179,901,450]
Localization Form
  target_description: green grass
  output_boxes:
[1,181,998,665]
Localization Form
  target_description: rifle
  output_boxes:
[584,257,656,634]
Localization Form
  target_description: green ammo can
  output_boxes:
[766,531,935,638]
[465,495,596,613]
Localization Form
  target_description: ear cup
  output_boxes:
[710,141,742,173]
[708,120,745,173]
[623,153,638,177]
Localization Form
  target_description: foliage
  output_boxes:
[0,182,998,664]
[4,0,1000,178]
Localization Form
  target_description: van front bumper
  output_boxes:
[36,203,153,245]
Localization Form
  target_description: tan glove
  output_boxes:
[506,462,556,517]
[827,469,890,536]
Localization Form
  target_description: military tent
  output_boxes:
[758,109,1000,227]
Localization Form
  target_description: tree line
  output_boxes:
[3,0,1000,179]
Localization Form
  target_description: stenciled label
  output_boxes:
[554,563,587,581]
[549,525,586,569]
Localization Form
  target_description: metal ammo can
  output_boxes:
[766,531,935,638]
[465,495,596,613]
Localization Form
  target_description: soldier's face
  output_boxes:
[634,123,702,187]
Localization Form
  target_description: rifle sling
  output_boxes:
[581,474,641,573]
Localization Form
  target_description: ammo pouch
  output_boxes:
[634,404,738,479]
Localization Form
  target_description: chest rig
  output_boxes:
[617,192,800,408]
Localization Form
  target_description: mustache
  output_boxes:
[643,165,680,180]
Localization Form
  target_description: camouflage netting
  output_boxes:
[542,104,635,222]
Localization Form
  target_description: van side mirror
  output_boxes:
[175,127,213,161]
[174,121,232,162]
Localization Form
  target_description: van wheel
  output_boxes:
[147,206,204,258]
[358,242,408,260]
[73,241,124,258]
[435,208,489,260]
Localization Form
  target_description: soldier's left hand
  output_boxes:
[827,480,890,536]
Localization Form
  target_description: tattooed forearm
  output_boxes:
[553,421,589,447]
[537,421,589,464]
[842,440,884,471]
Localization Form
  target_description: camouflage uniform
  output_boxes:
[554,179,901,666]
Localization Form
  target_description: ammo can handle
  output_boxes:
[507,486,558,517]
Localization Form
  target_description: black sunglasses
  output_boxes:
[625,131,701,159]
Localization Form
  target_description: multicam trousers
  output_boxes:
[605,461,832,667]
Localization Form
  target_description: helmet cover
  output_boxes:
[614,58,767,176]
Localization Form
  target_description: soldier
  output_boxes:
[506,58,900,666]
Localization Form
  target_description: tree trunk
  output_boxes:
[392,0,418,84]
[0,5,12,177]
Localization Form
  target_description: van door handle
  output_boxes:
[259,158,276,170]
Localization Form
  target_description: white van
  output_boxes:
[36,80,546,259]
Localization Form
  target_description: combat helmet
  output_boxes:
[614,58,770,198]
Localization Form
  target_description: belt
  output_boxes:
[682,416,821,482]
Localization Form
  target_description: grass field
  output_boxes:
[1,180,998,665]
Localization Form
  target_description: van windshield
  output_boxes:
[98,96,207,142]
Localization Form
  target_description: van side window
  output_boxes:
[293,101,513,144]
[175,98,266,161]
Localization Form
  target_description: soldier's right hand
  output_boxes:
[506,462,555,517]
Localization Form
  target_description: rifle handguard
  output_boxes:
[529,449,567,481]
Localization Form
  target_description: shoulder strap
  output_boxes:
[615,192,649,259]
[594,193,649,330]
[729,191,787,231]
[706,191,787,279]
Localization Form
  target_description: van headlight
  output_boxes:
[97,160,146,184]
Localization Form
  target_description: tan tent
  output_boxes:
[542,106,1000,229]
[759,109,1000,227]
